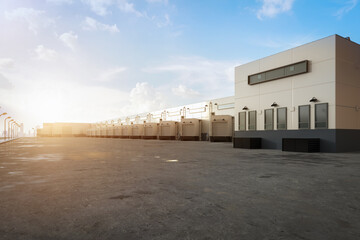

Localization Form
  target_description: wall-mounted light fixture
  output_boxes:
[242,106,248,110]
[214,103,217,105]
[309,97,318,102]
[271,102,278,107]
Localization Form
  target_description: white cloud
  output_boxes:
[82,17,119,33]
[34,45,58,61]
[143,56,240,99]
[172,84,200,98]
[121,82,167,115]
[156,14,171,28]
[81,0,114,16]
[5,8,54,34]
[46,0,73,4]
[0,73,12,89]
[100,67,127,82]
[257,0,294,19]
[144,56,235,83]
[335,0,358,18]
[0,58,15,69]
[118,1,144,17]
[59,31,78,50]
[146,0,168,4]
[80,0,169,26]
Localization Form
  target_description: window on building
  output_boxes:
[248,111,257,131]
[298,105,310,129]
[248,60,308,85]
[264,109,274,130]
[238,112,246,131]
[277,107,287,130]
[315,103,328,129]
[218,103,235,110]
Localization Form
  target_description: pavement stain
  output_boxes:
[259,175,272,178]
[258,173,280,178]
[135,190,152,195]
[109,195,132,200]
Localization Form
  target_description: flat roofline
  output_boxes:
[235,34,342,69]
[336,34,360,47]
[102,95,235,124]
[43,122,91,124]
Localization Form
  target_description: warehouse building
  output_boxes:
[37,96,235,141]
[37,34,360,152]
[89,96,235,141]
[233,35,360,152]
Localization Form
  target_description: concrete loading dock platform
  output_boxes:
[180,117,202,141]
[143,122,158,139]
[209,114,234,142]
[120,124,130,139]
[130,123,144,139]
[158,120,178,140]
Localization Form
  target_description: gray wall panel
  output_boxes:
[235,129,337,152]
[336,129,360,152]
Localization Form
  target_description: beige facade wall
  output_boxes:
[94,97,235,139]
[211,96,235,116]
[336,36,360,129]
[235,35,337,131]
[42,123,53,136]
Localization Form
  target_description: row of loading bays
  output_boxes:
[87,115,234,142]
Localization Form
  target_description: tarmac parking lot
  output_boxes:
[0,137,359,240]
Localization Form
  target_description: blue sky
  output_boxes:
[0,0,359,132]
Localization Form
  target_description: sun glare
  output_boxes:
[26,92,65,123]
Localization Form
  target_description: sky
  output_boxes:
[0,0,359,132]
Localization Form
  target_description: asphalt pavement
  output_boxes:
[0,137,359,240]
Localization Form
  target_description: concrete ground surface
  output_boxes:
[0,137,359,240]
[0,137,21,144]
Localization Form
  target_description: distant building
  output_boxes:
[37,123,91,137]
[20,123,24,137]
